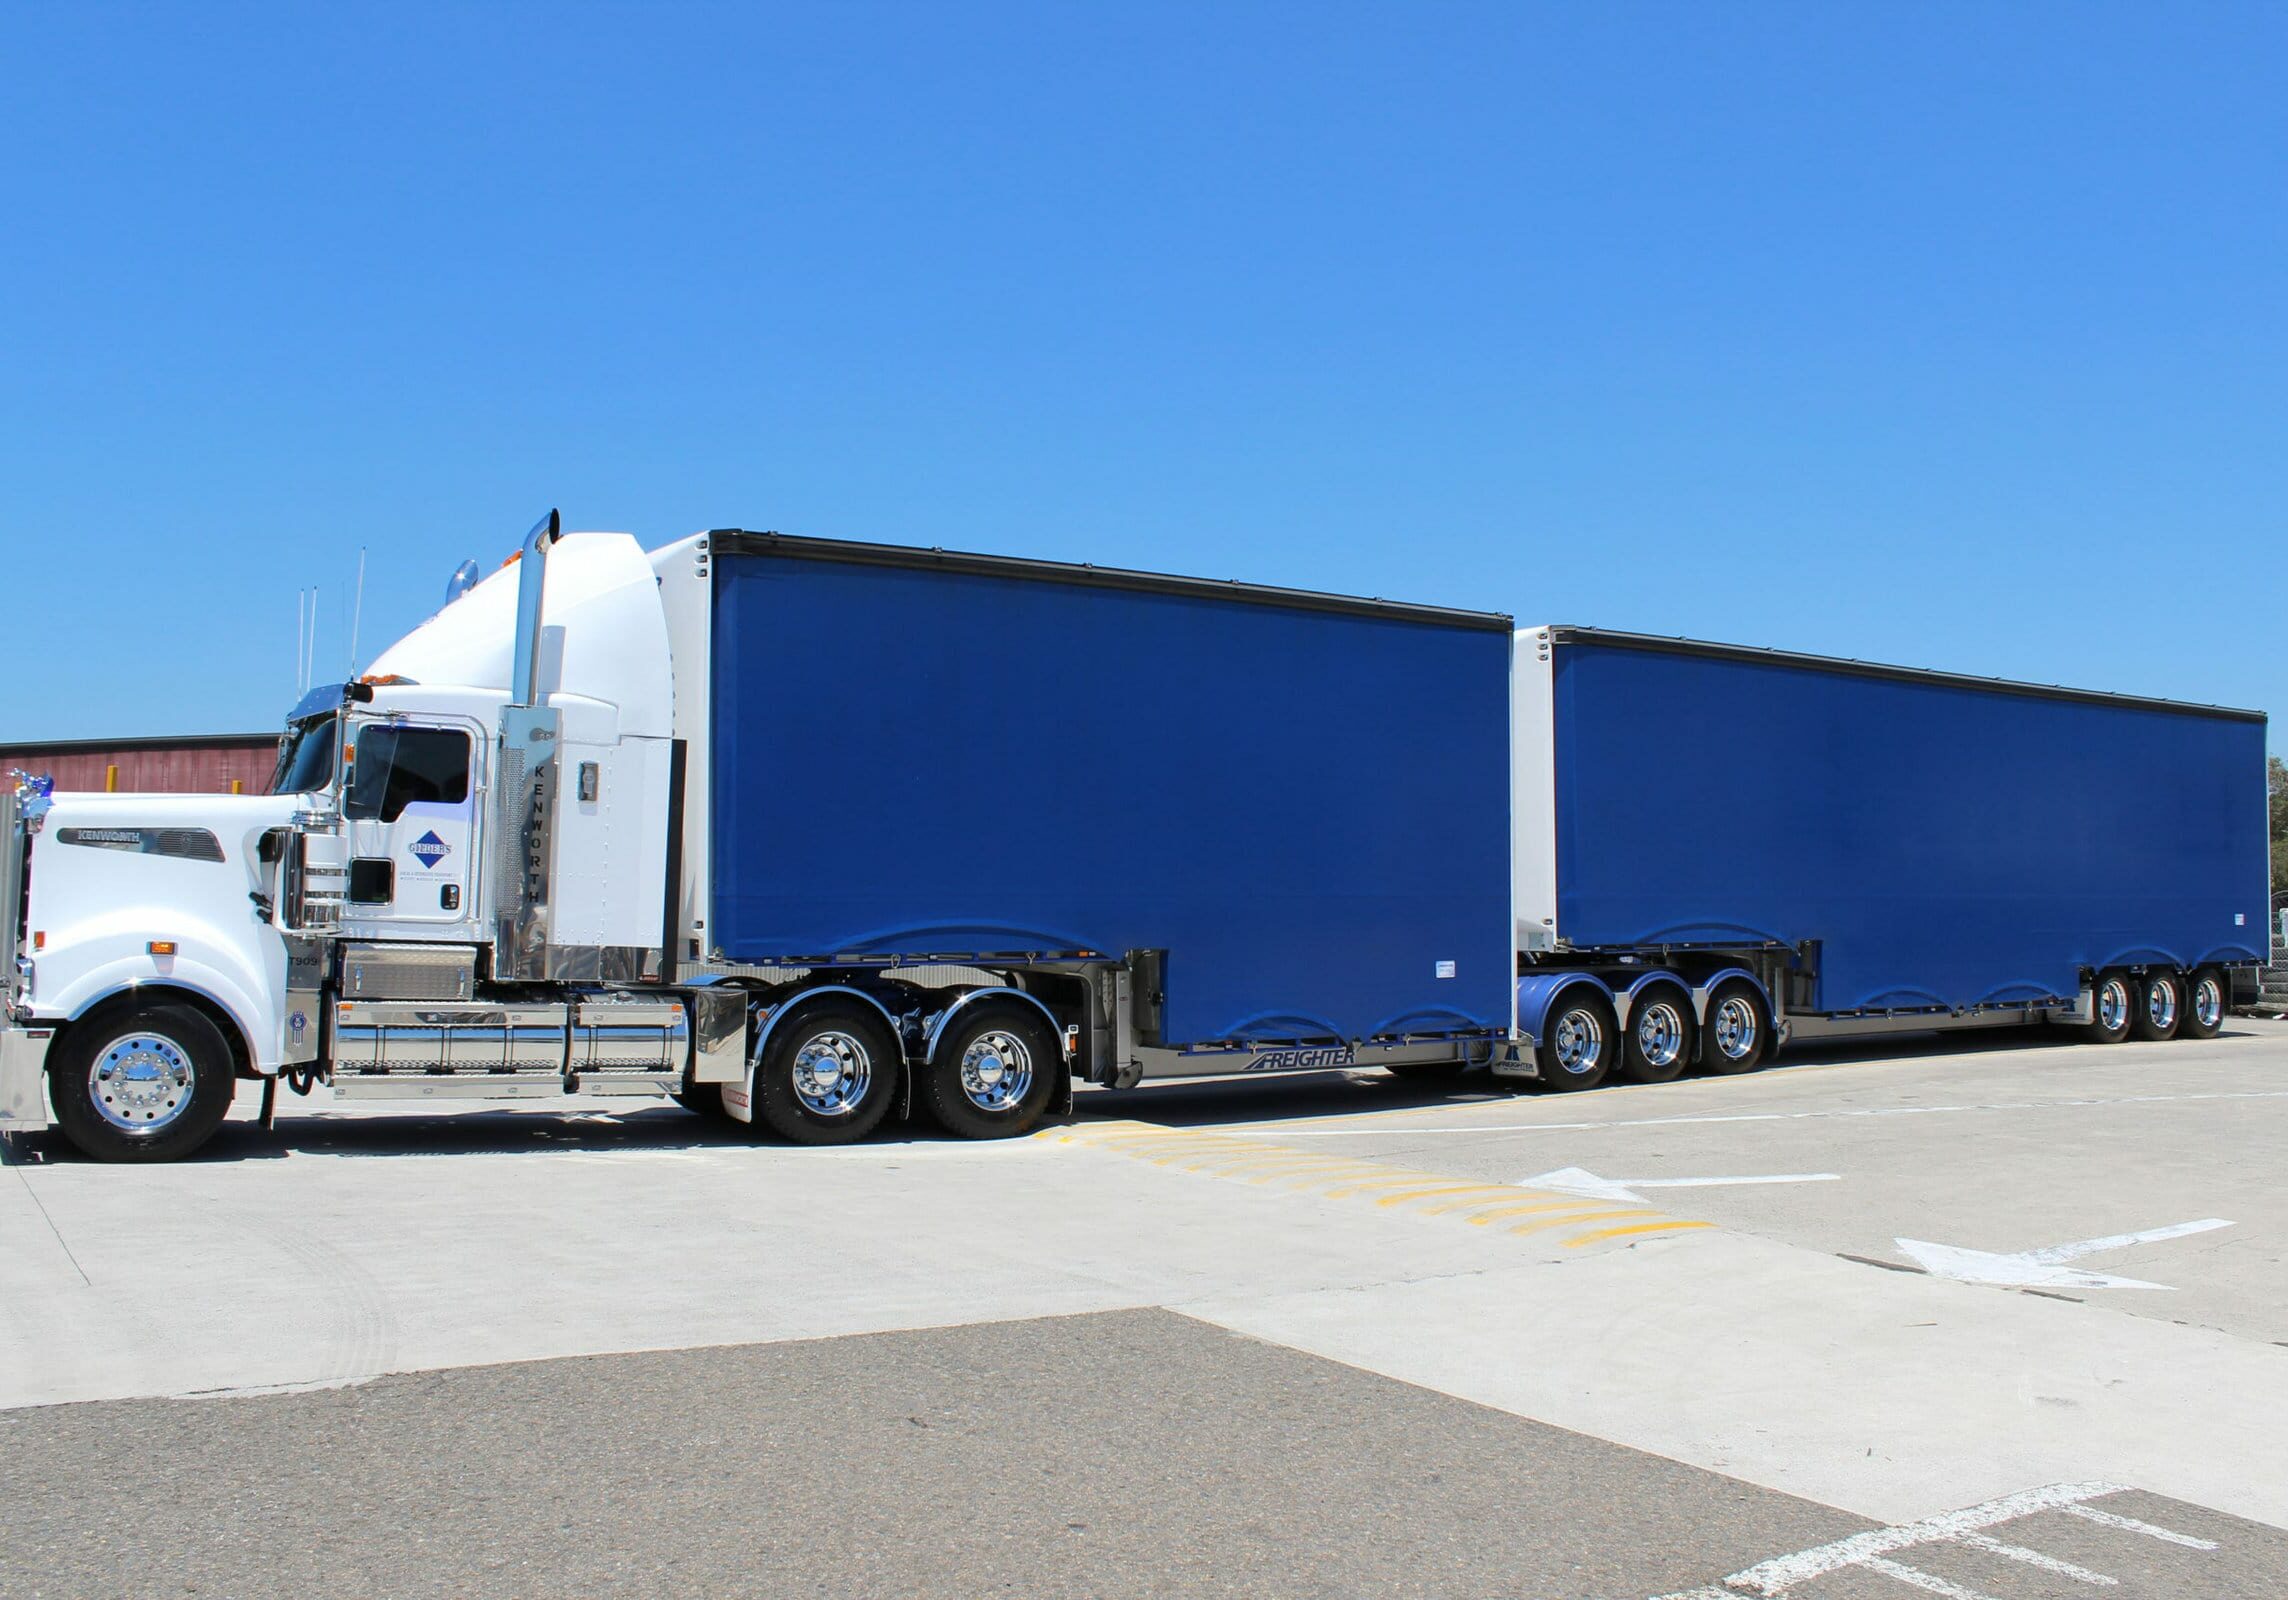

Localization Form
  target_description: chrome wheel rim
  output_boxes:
[1634,1002,1685,1069]
[790,1031,873,1117]
[2097,978,2130,1033]
[90,1032,196,1133]
[1712,997,1757,1061]
[958,1029,1034,1113]
[1552,1009,1603,1076]
[2194,976,2223,1030]
[2145,978,2177,1033]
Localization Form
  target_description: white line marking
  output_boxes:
[1858,1556,1996,1598]
[1895,1219,2233,1291]
[1523,1166,1840,1204]
[1956,1531,2116,1584]
[2059,1502,2220,1549]
[1214,1087,2288,1138]
[1718,1482,2126,1593]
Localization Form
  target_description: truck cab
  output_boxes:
[1,514,707,1160]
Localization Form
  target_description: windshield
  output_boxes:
[271,714,340,796]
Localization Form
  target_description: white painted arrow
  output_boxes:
[1895,1218,2234,1290]
[1522,1166,1841,1205]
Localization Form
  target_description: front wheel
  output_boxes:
[1699,983,1766,1075]
[752,1003,900,1144]
[918,1005,1061,1139]
[2180,967,2227,1040]
[50,1002,237,1163]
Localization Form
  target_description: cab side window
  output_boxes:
[346,726,471,823]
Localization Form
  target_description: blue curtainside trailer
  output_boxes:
[706,535,1516,1067]
[1509,625,2271,1090]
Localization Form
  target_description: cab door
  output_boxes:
[342,717,484,934]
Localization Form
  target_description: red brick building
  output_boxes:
[0,733,280,796]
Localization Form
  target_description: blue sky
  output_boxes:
[4,3,2282,743]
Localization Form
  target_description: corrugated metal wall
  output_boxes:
[0,737,278,795]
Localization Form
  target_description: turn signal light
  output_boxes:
[147,941,177,956]
[31,931,45,951]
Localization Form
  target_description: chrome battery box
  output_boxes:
[339,943,479,1002]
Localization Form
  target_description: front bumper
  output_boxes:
[0,1025,54,1131]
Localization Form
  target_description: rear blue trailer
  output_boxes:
[705,535,1515,1069]
[1511,626,2270,1089]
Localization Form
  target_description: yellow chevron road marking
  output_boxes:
[1501,1206,1662,1235]
[1038,1119,1711,1253]
[1372,1183,1531,1208]
[1566,1219,1719,1246]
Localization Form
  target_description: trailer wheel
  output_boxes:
[49,1001,237,1163]
[1699,983,1766,1075]
[1536,991,1616,1092]
[1617,988,1694,1084]
[2084,969,2134,1044]
[2181,967,2227,1040]
[2130,969,2182,1042]
[751,1003,900,1144]
[918,1005,1061,1139]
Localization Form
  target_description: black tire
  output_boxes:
[752,1002,900,1144]
[50,1001,237,1163]
[918,1004,1062,1139]
[1698,982,1767,1075]
[1617,986,1695,1084]
[2181,967,2227,1040]
[1536,989,1617,1092]
[2130,968,2182,1042]
[2084,968,2134,1044]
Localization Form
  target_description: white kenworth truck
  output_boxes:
[0,513,1522,1161]
[2,513,2265,1162]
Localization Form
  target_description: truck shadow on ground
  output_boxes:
[6,1022,2264,1164]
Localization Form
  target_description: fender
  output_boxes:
[1616,970,1693,1029]
[748,985,907,1078]
[721,984,910,1127]
[1691,966,1775,1025]
[1513,971,1617,1040]
[55,961,267,1072]
[922,987,1065,1065]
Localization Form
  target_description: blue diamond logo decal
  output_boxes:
[408,831,450,868]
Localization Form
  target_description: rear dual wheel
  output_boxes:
[1536,990,1616,1092]
[2131,969,2183,1042]
[917,1005,1060,1139]
[1616,989,1694,1084]
[2182,967,2227,1040]
[1699,982,1767,1075]
[752,1002,900,1144]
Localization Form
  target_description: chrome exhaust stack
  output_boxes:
[510,509,560,709]
[495,510,562,979]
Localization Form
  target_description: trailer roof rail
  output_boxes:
[708,530,1515,632]
[1539,625,2267,724]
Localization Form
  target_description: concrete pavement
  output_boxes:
[3,1021,2286,1595]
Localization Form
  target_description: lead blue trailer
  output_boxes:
[696,532,1520,1136]
[1508,626,2272,1089]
